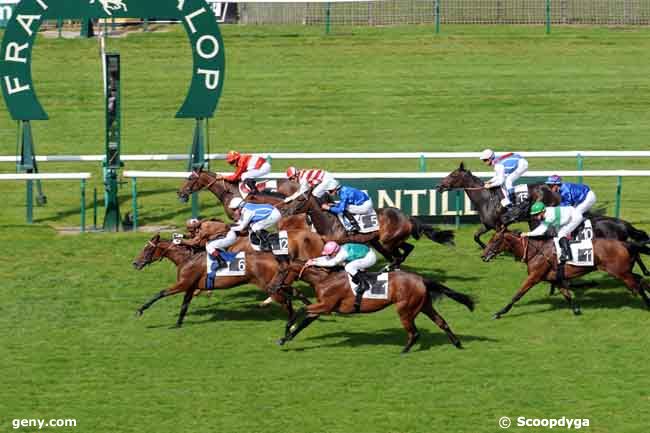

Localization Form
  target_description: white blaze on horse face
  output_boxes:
[90,0,128,16]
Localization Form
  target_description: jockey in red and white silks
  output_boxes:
[283,166,340,203]
[224,151,271,188]
[480,149,529,208]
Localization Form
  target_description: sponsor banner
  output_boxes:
[0,0,19,28]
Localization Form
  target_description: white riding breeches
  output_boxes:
[557,207,583,239]
[575,190,597,216]
[206,230,238,254]
[347,199,374,214]
[241,162,271,180]
[344,250,377,276]
[501,159,529,204]
[250,208,281,232]
[312,173,339,198]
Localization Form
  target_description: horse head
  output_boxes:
[437,162,477,192]
[481,228,511,262]
[281,190,314,217]
[177,170,205,203]
[133,233,164,270]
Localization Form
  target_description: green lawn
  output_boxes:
[1,25,649,433]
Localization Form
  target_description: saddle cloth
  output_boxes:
[337,210,379,234]
[553,220,594,266]
[206,252,246,289]
[348,272,390,300]
[250,230,289,255]
[512,184,529,204]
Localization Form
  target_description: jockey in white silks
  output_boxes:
[283,167,340,203]
[479,149,529,208]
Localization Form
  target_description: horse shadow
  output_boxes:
[286,328,496,352]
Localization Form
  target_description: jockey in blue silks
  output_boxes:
[480,149,529,208]
[545,174,597,224]
[322,185,373,232]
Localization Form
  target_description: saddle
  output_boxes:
[249,230,289,255]
[348,272,389,300]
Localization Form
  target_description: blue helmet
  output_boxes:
[545,175,562,185]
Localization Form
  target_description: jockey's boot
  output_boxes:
[559,237,572,262]
[257,229,272,251]
[352,272,370,313]
[243,178,257,194]
[209,250,227,269]
[343,210,361,232]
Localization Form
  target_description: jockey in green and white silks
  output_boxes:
[306,241,377,312]
[522,202,582,263]
[480,149,529,208]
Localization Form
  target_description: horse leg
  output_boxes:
[474,224,490,249]
[548,284,556,296]
[636,255,650,277]
[606,270,650,309]
[557,283,581,315]
[277,314,319,346]
[395,242,415,268]
[395,299,422,354]
[494,274,541,319]
[370,239,395,270]
[175,287,197,328]
[421,301,462,349]
[136,282,188,316]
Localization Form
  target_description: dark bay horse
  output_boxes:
[176,169,308,229]
[481,230,650,319]
[277,263,475,353]
[284,192,454,269]
[132,234,310,334]
[437,162,555,248]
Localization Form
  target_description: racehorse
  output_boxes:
[283,192,454,270]
[437,162,555,248]
[437,163,650,276]
[132,234,311,336]
[176,169,307,229]
[276,262,475,353]
[481,230,650,319]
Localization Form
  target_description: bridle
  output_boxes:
[144,240,173,264]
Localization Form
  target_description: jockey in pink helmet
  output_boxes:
[283,166,340,203]
[305,241,377,312]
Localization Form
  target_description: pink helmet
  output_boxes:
[286,166,298,179]
[321,241,340,256]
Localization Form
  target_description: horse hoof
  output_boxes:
[135,310,143,318]
[454,341,463,349]
[493,313,502,320]
[573,308,582,316]
[277,338,286,346]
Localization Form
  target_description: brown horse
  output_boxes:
[283,192,454,269]
[132,234,310,336]
[277,263,475,353]
[481,230,650,319]
[176,169,305,229]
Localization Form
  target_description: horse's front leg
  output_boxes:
[136,281,188,317]
[370,238,395,271]
[474,224,490,249]
[557,284,581,315]
[494,274,542,319]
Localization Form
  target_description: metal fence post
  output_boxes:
[419,155,426,172]
[192,192,199,219]
[132,177,138,231]
[546,0,551,34]
[93,188,98,230]
[455,190,461,229]
[615,176,622,218]
[576,153,584,184]
[435,0,441,34]
[325,3,332,35]
[26,180,33,224]
[80,179,86,233]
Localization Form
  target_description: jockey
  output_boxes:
[306,241,377,312]
[185,218,202,238]
[480,149,529,208]
[228,197,281,251]
[224,151,271,193]
[283,166,340,203]
[322,184,373,233]
[545,175,597,222]
[523,202,582,264]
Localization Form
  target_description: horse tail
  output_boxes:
[409,217,455,246]
[626,223,650,244]
[424,279,474,311]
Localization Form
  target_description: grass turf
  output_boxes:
[1,25,649,433]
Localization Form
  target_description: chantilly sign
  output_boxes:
[0,0,225,120]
